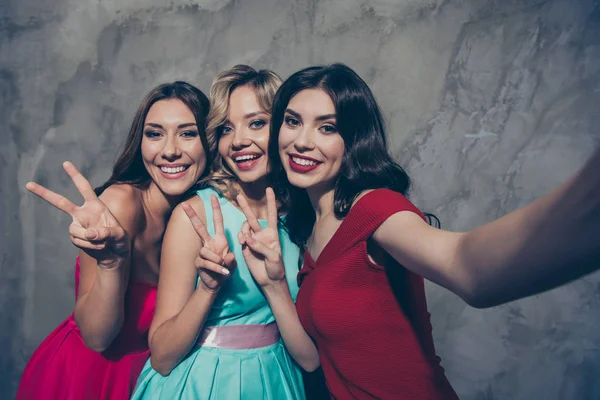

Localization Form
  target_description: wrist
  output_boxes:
[262,279,290,297]
[197,280,221,296]
[97,257,125,271]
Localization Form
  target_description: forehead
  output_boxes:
[288,89,335,116]
[228,85,264,118]
[146,98,195,123]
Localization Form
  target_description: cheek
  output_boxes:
[185,140,206,164]
[278,127,294,150]
[140,138,156,163]
[254,128,270,149]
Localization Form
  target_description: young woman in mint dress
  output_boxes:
[132,65,311,399]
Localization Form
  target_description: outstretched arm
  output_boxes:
[374,147,600,308]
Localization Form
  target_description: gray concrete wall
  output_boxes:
[1,0,599,398]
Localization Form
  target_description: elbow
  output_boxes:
[457,276,500,309]
[80,334,112,353]
[74,314,122,353]
[297,354,321,373]
[150,356,174,377]
[301,360,321,373]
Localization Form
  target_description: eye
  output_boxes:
[144,130,162,138]
[284,116,300,127]
[320,124,337,134]
[249,119,267,129]
[221,125,233,135]
[181,129,199,138]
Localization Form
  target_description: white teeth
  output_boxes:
[161,166,186,174]
[292,156,318,166]
[234,154,260,162]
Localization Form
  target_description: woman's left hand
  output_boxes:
[237,188,286,287]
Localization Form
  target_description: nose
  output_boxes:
[293,127,315,152]
[231,126,252,150]
[162,135,182,160]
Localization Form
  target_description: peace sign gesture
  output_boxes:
[26,162,130,268]
[237,188,286,287]
[181,194,236,292]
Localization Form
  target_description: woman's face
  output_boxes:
[218,84,271,183]
[278,89,345,191]
[141,98,207,196]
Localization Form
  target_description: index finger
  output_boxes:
[210,195,225,236]
[26,181,78,215]
[63,162,97,202]
[236,193,262,232]
[266,187,278,232]
[182,202,212,243]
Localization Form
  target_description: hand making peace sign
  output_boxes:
[237,188,286,287]
[181,195,236,292]
[25,162,130,268]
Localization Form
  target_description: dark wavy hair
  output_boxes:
[95,81,211,195]
[269,63,415,248]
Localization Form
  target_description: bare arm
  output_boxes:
[26,162,133,352]
[261,280,320,372]
[74,185,138,351]
[237,189,320,372]
[374,147,600,308]
[149,196,234,376]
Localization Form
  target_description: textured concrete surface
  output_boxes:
[1,0,599,398]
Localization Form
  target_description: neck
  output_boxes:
[142,182,181,223]
[235,177,270,220]
[307,185,336,222]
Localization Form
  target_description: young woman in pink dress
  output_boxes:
[17,81,211,400]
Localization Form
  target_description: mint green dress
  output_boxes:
[132,188,305,400]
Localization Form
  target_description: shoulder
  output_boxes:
[350,188,420,216]
[98,184,142,233]
[171,194,207,226]
[164,195,206,248]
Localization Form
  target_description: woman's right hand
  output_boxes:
[26,162,130,268]
[181,194,236,292]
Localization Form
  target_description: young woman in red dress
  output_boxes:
[17,81,211,400]
[236,63,600,399]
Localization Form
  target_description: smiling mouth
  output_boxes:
[290,155,319,166]
[234,154,262,163]
[160,165,190,174]
[288,154,322,173]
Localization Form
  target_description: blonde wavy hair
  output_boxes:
[200,65,282,198]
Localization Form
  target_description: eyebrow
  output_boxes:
[285,108,336,122]
[144,122,198,129]
[244,111,269,119]
[222,111,270,126]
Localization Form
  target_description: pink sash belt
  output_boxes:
[196,323,280,349]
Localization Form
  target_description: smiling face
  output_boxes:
[278,88,345,191]
[141,98,207,196]
[218,84,271,183]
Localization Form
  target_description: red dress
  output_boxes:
[17,258,157,400]
[296,189,459,399]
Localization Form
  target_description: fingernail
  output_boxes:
[222,268,230,275]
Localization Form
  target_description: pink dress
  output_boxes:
[17,258,157,400]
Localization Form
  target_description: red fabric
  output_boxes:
[296,189,458,399]
[17,257,157,400]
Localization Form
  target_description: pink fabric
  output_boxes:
[197,323,280,349]
[17,257,157,400]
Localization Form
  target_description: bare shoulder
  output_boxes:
[98,184,143,234]
[170,194,207,226]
